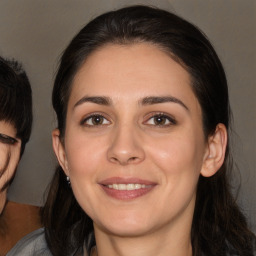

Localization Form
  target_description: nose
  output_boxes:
[107,124,145,165]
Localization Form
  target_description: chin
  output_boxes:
[95,213,156,237]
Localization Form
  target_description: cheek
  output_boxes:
[0,147,9,169]
[65,134,107,177]
[146,134,204,214]
[146,131,205,191]
[0,160,18,186]
[64,135,108,217]
[0,150,11,187]
[149,135,203,169]
[0,147,19,194]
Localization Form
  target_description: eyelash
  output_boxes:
[80,112,176,128]
[0,134,18,145]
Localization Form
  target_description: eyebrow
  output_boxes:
[73,95,188,111]
[74,96,111,109]
[140,96,188,111]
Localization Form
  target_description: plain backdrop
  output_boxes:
[0,0,255,232]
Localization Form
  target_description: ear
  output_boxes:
[52,129,69,176]
[201,123,227,177]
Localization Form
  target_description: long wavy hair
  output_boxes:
[42,5,255,256]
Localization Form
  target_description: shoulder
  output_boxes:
[7,228,52,256]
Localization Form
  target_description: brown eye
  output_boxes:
[91,116,104,125]
[153,116,169,125]
[146,114,176,126]
[82,114,110,126]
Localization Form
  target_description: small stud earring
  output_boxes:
[66,176,71,186]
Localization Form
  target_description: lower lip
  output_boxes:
[100,185,155,200]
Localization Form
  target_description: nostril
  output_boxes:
[127,156,139,163]
[110,157,119,163]
[109,156,139,165]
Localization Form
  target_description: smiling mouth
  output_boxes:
[99,178,156,200]
[106,183,151,190]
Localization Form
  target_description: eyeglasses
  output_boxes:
[0,133,18,145]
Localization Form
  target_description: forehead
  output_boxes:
[69,43,198,109]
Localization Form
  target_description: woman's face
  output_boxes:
[54,43,211,237]
[0,121,20,213]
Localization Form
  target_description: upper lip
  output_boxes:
[99,177,157,186]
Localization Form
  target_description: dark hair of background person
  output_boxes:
[42,5,256,256]
[0,57,33,156]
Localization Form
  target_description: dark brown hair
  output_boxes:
[42,5,255,256]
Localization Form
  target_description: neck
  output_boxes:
[93,220,193,256]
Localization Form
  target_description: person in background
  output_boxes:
[0,57,34,255]
[0,56,32,214]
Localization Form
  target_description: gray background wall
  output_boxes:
[0,0,255,232]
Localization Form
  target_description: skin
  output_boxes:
[0,121,21,213]
[53,43,227,256]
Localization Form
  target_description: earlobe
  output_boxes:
[201,123,227,177]
[52,129,69,176]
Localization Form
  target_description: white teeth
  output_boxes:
[127,184,135,190]
[106,184,148,190]
[119,184,126,190]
